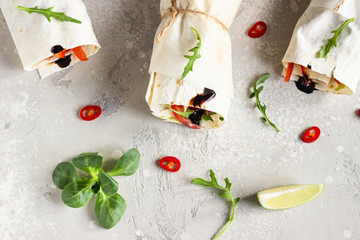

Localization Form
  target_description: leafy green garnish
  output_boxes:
[201,113,215,122]
[335,83,346,91]
[180,27,202,80]
[52,149,140,229]
[18,6,82,24]
[165,104,194,118]
[192,170,240,240]
[318,17,355,58]
[250,74,280,132]
[219,116,224,121]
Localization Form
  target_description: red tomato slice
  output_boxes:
[171,105,200,129]
[248,21,267,38]
[159,156,181,172]
[80,105,101,121]
[302,126,321,143]
[284,62,294,82]
[72,46,88,61]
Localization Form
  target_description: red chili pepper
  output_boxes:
[159,156,181,172]
[284,62,294,82]
[171,105,201,129]
[248,21,267,38]
[302,126,321,143]
[80,105,102,121]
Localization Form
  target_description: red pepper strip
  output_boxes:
[57,50,67,59]
[80,105,102,121]
[159,156,181,172]
[72,46,88,61]
[248,21,267,38]
[300,65,308,75]
[302,126,321,143]
[170,105,200,129]
[284,62,294,82]
[334,79,342,85]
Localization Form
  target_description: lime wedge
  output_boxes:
[257,184,325,210]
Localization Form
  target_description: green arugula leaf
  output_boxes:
[17,6,82,24]
[250,74,280,132]
[165,104,194,119]
[95,190,127,229]
[219,116,224,121]
[318,17,355,58]
[335,83,346,91]
[191,169,240,240]
[180,27,202,80]
[52,162,79,189]
[201,113,215,122]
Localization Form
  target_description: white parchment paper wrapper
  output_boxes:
[282,0,360,95]
[145,0,242,128]
[0,0,100,78]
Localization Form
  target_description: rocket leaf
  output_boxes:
[180,27,202,80]
[18,6,82,24]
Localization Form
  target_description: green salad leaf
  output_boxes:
[180,27,202,80]
[192,170,240,240]
[250,74,280,132]
[165,104,194,118]
[318,17,355,58]
[335,83,346,91]
[53,149,140,229]
[17,6,82,24]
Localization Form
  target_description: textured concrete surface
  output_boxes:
[1,0,360,239]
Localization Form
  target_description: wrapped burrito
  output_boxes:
[145,0,242,129]
[0,0,100,78]
[282,0,360,95]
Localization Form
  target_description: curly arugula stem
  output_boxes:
[250,74,280,132]
[318,17,355,58]
[191,170,240,240]
[18,6,81,24]
[180,27,202,80]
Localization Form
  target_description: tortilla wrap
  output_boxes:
[282,0,360,95]
[0,0,100,78]
[145,0,242,128]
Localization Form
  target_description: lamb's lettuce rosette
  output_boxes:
[0,0,100,78]
[146,0,242,129]
[282,0,360,95]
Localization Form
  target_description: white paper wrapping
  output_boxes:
[145,0,242,128]
[0,0,100,78]
[282,0,360,95]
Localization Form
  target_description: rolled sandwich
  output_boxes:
[145,0,242,129]
[0,0,100,78]
[282,0,360,95]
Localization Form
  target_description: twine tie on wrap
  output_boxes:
[157,0,228,42]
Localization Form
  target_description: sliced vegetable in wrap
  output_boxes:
[145,0,242,129]
[282,0,360,95]
[0,0,100,78]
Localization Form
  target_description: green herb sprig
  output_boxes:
[318,17,355,58]
[165,104,194,118]
[18,6,82,24]
[180,27,202,80]
[52,149,140,229]
[250,74,280,132]
[192,170,240,240]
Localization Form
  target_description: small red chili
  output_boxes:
[248,21,267,38]
[80,105,102,121]
[159,156,181,172]
[302,126,321,143]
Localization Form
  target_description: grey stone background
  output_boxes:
[1,0,359,239]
